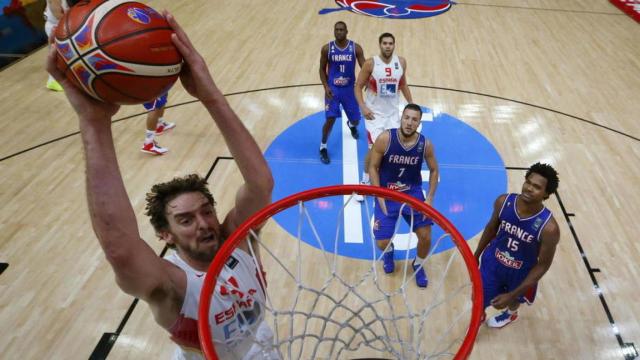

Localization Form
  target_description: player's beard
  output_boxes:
[178,238,219,264]
[400,127,416,138]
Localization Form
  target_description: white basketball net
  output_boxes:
[210,193,476,359]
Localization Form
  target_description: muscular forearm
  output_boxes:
[427,169,438,198]
[401,84,413,103]
[510,263,550,297]
[474,224,497,258]
[79,117,140,257]
[319,69,329,88]
[355,83,366,108]
[369,165,380,187]
[202,93,273,193]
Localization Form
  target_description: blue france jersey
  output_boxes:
[487,193,552,271]
[379,129,426,194]
[327,40,357,87]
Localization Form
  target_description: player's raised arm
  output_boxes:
[46,43,179,303]
[167,13,273,235]
[473,194,507,263]
[355,58,375,120]
[398,57,413,103]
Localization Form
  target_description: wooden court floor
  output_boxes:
[0,0,638,359]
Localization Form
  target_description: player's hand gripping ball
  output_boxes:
[54,0,182,104]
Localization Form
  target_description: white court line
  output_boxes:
[341,109,364,244]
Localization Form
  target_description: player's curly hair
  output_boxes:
[145,174,215,233]
[526,162,559,195]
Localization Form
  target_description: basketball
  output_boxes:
[54,0,182,105]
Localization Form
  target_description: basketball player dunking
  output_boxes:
[47,13,278,359]
[474,163,560,328]
[369,104,438,288]
[355,32,413,194]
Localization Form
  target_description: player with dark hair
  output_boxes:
[47,13,278,358]
[369,103,438,288]
[319,21,365,164]
[474,162,560,328]
[355,32,413,196]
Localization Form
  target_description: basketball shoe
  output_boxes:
[320,148,330,164]
[382,245,395,274]
[155,119,176,135]
[487,309,518,328]
[412,261,428,288]
[141,141,168,155]
[348,121,359,139]
[46,78,63,92]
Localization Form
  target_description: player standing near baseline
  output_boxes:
[369,104,438,288]
[47,13,278,359]
[319,21,365,164]
[355,32,413,192]
[474,163,560,328]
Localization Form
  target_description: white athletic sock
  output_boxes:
[144,130,155,144]
[320,143,327,150]
[362,173,370,183]
[414,255,426,267]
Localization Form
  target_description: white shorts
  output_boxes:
[365,112,400,145]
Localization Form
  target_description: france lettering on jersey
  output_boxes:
[373,129,431,240]
[379,128,425,196]
[327,40,356,88]
[487,193,552,271]
[365,55,404,117]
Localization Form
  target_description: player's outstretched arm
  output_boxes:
[46,40,180,305]
[369,131,390,214]
[355,58,374,120]
[399,57,413,103]
[491,217,560,308]
[167,13,273,236]
[423,141,439,204]
[473,194,507,263]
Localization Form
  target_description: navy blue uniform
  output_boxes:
[325,40,361,123]
[374,129,433,240]
[480,193,553,308]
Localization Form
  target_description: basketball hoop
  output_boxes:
[198,185,483,359]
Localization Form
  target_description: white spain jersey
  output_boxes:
[165,248,278,360]
[364,54,404,117]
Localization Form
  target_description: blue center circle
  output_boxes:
[264,107,506,260]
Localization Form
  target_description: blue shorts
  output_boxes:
[480,246,538,309]
[143,92,168,111]
[325,85,361,124]
[373,191,433,241]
